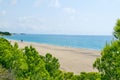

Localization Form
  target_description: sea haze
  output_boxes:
[2,34,113,50]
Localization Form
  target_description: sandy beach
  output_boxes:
[10,40,100,74]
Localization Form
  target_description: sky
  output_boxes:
[0,0,120,35]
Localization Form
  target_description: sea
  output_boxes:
[1,34,113,50]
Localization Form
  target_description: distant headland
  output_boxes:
[0,31,11,36]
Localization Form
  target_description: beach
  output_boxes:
[10,40,100,74]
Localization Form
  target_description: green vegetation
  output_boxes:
[0,38,100,80]
[0,65,13,80]
[1,19,120,80]
[93,19,120,80]
[0,31,11,36]
[113,19,120,39]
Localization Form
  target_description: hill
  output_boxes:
[0,31,11,36]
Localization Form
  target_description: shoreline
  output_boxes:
[8,38,101,51]
[9,39,100,74]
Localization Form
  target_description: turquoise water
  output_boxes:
[2,34,113,50]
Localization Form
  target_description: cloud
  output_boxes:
[0,16,46,33]
[63,7,76,20]
[63,7,76,14]
[70,15,75,21]
[11,0,17,5]
[0,10,6,16]
[49,0,60,8]
[0,21,11,32]
[34,0,42,7]
[18,16,42,24]
[0,23,7,28]
[17,16,44,32]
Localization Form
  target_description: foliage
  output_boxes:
[94,40,120,80]
[0,31,11,36]
[78,72,101,80]
[44,53,60,76]
[0,64,13,80]
[24,46,50,80]
[114,19,120,39]
[63,72,101,80]
[0,38,50,80]
[0,38,101,80]
[94,19,120,80]
[64,72,74,80]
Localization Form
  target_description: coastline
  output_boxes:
[9,39,100,74]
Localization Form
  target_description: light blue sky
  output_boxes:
[0,0,120,35]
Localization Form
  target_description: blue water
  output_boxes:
[1,34,113,50]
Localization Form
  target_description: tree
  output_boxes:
[0,38,50,80]
[64,72,74,80]
[24,46,50,80]
[78,72,101,80]
[94,19,120,80]
[0,31,11,36]
[43,53,63,80]
[113,19,120,39]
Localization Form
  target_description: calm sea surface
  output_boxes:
[2,34,113,50]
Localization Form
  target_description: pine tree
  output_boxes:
[114,19,120,39]
[93,19,120,80]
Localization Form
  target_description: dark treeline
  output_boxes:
[0,31,11,36]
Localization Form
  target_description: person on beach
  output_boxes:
[21,40,23,42]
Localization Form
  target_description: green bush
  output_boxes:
[94,19,120,80]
